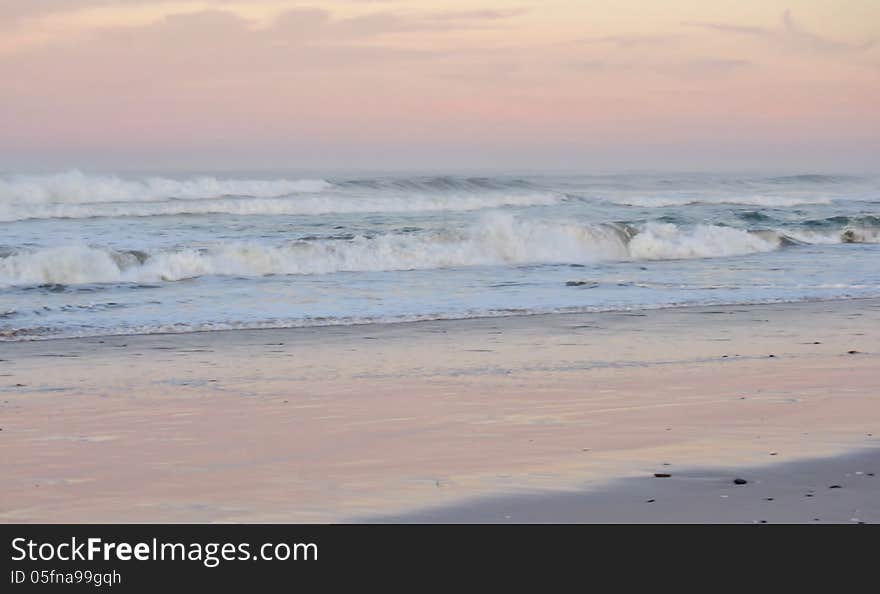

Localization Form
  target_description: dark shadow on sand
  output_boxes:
[366,445,880,524]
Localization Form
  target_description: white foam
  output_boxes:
[610,195,833,208]
[5,294,876,342]
[628,223,779,260]
[0,171,565,221]
[0,213,805,286]
[0,246,126,285]
[0,193,564,222]
[0,170,330,205]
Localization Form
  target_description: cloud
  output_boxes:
[0,7,442,83]
[685,10,878,55]
[683,21,772,37]
[676,58,751,76]
[430,9,527,22]
[567,57,751,79]
[0,0,101,22]
[306,7,525,38]
[0,0,195,24]
[577,34,680,49]
[781,9,877,53]
[569,59,612,72]
[1,2,526,54]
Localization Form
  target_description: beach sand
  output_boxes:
[1,299,878,523]
[375,448,880,524]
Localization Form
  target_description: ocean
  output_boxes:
[1,170,878,340]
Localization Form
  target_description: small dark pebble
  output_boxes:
[848,350,860,354]
[768,354,776,358]
[813,341,821,345]
[829,485,842,489]
[765,497,774,501]
[654,473,671,478]
[769,452,778,456]
[868,473,875,477]
[645,499,656,503]
[813,518,821,521]
[759,520,768,524]
[733,478,748,485]
[805,493,814,497]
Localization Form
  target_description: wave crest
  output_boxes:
[0,171,566,221]
[608,195,833,208]
[0,193,564,222]
[0,170,331,206]
[2,213,819,286]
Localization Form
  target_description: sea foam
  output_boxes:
[0,172,564,221]
[0,213,828,286]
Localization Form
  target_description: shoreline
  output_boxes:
[1,298,878,522]
[4,293,880,345]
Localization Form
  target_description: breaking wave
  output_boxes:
[0,171,563,221]
[0,193,564,222]
[606,195,834,208]
[6,212,868,286]
[783,226,880,245]
[335,176,538,192]
[762,174,852,184]
[0,170,331,204]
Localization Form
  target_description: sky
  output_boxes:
[1,0,878,173]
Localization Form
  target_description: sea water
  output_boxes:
[1,170,877,340]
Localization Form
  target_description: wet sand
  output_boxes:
[374,447,880,523]
[0,298,878,522]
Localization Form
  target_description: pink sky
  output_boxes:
[1,1,878,172]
